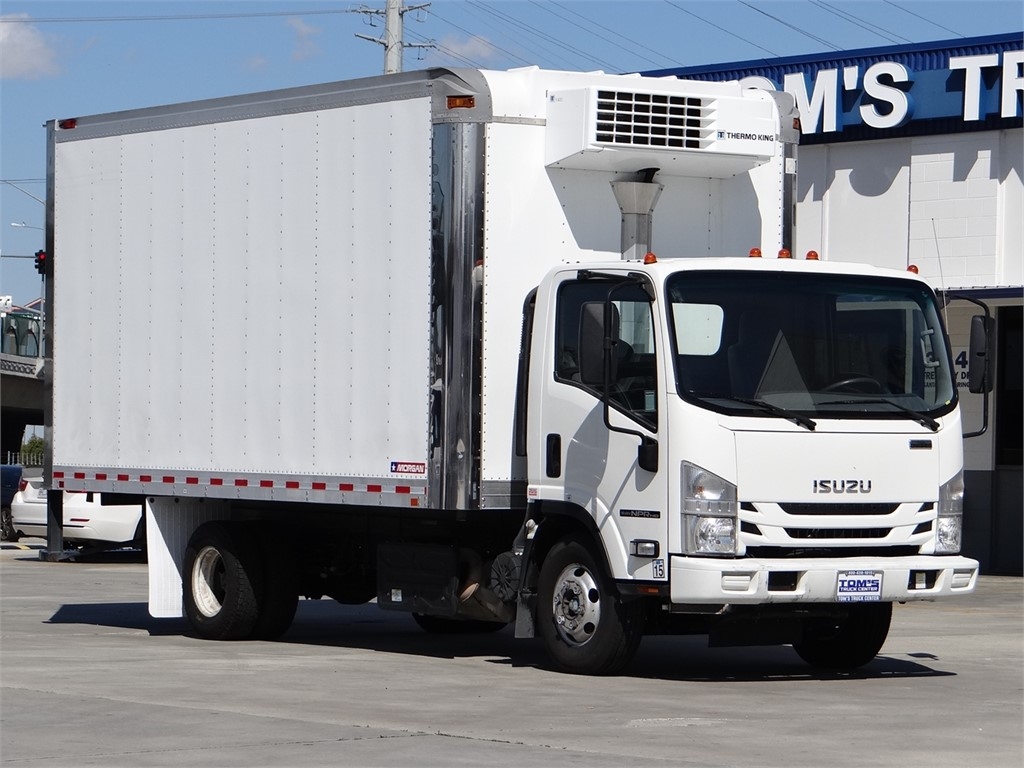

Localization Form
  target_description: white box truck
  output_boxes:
[42,67,985,674]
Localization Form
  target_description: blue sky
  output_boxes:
[2,0,1021,305]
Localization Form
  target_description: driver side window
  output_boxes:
[555,280,657,428]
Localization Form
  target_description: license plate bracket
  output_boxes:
[836,570,883,602]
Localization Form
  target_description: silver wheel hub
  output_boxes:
[192,545,225,618]
[551,563,601,646]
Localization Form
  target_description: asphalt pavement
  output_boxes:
[1,543,1021,767]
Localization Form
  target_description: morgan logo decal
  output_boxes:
[391,461,426,475]
[813,479,872,494]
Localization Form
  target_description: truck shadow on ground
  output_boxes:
[47,597,955,683]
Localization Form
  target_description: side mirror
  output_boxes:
[638,436,658,473]
[968,314,992,394]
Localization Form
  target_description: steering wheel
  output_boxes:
[821,375,884,394]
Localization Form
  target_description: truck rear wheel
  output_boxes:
[537,536,643,675]
[183,522,262,640]
[793,602,892,670]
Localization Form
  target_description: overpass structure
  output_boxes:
[2,310,45,460]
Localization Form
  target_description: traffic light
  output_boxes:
[33,249,47,275]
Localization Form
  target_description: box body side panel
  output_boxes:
[52,98,434,481]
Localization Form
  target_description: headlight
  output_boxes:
[936,470,964,554]
[682,462,738,555]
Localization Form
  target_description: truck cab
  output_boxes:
[520,254,979,673]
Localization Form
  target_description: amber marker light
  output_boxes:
[446,96,476,109]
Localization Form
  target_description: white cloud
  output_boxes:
[0,15,60,80]
[245,55,269,72]
[437,34,502,64]
[287,17,321,62]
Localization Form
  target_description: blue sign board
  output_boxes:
[645,33,1023,143]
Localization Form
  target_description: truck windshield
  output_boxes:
[666,270,957,421]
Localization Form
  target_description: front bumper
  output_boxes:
[670,554,978,604]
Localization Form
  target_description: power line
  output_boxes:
[883,0,964,39]
[533,0,680,70]
[465,0,619,71]
[736,0,843,51]
[663,0,779,58]
[1,181,45,205]
[811,1,911,45]
[426,7,535,68]
[0,9,352,24]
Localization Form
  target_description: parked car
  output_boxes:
[1,465,23,541]
[10,477,145,552]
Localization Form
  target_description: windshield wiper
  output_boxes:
[820,398,939,432]
[720,396,817,431]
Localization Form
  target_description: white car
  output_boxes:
[10,477,145,551]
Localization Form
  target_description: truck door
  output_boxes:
[539,275,668,583]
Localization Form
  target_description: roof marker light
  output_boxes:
[907,264,919,274]
[805,250,819,261]
[749,248,762,258]
[643,252,657,264]
[57,118,78,130]
[778,249,792,259]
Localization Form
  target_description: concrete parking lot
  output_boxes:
[1,543,1021,768]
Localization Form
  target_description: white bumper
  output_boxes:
[670,555,979,604]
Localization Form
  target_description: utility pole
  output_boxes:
[354,0,434,75]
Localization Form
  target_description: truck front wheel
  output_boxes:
[183,522,262,640]
[537,536,643,675]
[793,602,892,670]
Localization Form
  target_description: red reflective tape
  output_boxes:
[235,479,248,487]
[367,484,382,493]
[117,474,129,482]
[396,486,410,494]
[210,478,224,486]
[339,483,354,492]
[186,477,199,485]
[260,480,273,488]
[286,481,300,489]
[95,473,107,481]
[140,475,152,483]
[312,482,326,491]
[162,476,175,484]
[74,472,85,480]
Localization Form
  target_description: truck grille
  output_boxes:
[746,546,920,559]
[779,502,900,516]
[595,90,709,149]
[784,527,891,539]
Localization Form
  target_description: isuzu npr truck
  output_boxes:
[42,66,983,674]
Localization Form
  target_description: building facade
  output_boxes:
[651,33,1023,573]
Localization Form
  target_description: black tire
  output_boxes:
[793,602,893,670]
[412,613,507,634]
[537,536,644,675]
[251,532,298,641]
[183,522,263,641]
[1,507,19,542]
